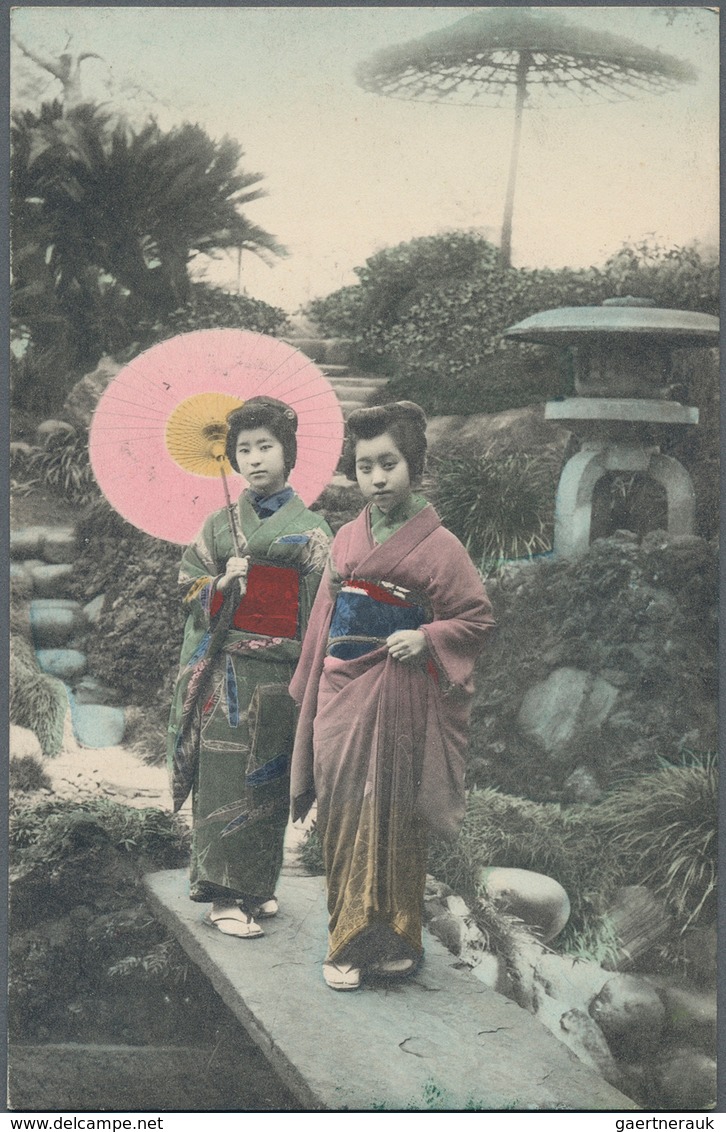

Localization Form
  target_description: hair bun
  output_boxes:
[386,401,427,427]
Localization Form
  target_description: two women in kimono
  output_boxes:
[169,395,493,977]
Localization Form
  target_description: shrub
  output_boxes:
[138,282,291,345]
[596,756,718,933]
[9,755,52,793]
[27,427,99,506]
[432,450,555,571]
[308,235,718,417]
[9,635,68,758]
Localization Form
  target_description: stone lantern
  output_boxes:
[503,297,718,557]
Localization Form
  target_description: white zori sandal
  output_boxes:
[322,961,361,991]
[203,904,264,938]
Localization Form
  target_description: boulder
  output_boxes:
[531,951,610,1008]
[61,355,125,430]
[479,866,570,942]
[41,528,78,565]
[555,1008,622,1088]
[30,602,87,649]
[427,912,467,955]
[589,974,666,1060]
[36,649,87,681]
[562,766,603,804]
[650,976,716,1054]
[36,419,75,442]
[71,704,126,748]
[83,595,106,625]
[653,1047,717,1111]
[30,564,75,598]
[518,668,619,756]
[9,725,43,760]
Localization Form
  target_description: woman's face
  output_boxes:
[235,427,286,496]
[354,432,412,515]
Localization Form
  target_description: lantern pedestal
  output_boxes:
[545,398,698,557]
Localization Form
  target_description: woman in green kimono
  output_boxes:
[168,397,332,938]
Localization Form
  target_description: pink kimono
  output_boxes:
[290,502,494,966]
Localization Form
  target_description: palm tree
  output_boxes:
[11,102,285,364]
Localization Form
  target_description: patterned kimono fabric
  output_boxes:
[290,500,494,966]
[168,489,331,904]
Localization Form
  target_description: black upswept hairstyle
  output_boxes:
[341,401,427,482]
[225,396,298,477]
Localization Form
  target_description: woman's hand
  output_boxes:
[386,629,427,663]
[216,556,250,594]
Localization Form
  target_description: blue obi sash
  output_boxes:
[327,578,429,661]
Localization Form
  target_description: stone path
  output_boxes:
[144,869,638,1113]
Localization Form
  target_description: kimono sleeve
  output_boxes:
[419,529,495,693]
[177,513,227,630]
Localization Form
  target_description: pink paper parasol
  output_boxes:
[89,329,345,544]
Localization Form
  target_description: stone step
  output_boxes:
[30,600,87,649]
[36,648,87,682]
[69,701,126,748]
[144,869,638,1113]
[319,364,350,377]
[28,563,76,598]
[326,374,388,388]
[10,526,77,563]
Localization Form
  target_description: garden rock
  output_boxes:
[36,420,75,441]
[30,602,87,649]
[36,649,88,682]
[651,976,717,1053]
[61,355,125,429]
[70,704,126,749]
[30,564,75,599]
[10,725,43,761]
[652,1047,717,1111]
[517,667,619,756]
[83,595,106,624]
[554,1008,622,1088]
[589,975,666,1060]
[427,912,467,955]
[479,866,570,942]
[562,766,603,804]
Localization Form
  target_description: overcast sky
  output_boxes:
[11,5,719,314]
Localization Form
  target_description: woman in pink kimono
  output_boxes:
[290,402,494,990]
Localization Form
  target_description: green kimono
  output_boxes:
[168,489,332,904]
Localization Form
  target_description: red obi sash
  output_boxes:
[210,564,300,638]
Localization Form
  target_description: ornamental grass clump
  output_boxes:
[432,450,554,571]
[598,757,717,933]
[28,428,99,506]
[10,636,68,758]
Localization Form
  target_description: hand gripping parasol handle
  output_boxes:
[217,458,245,558]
